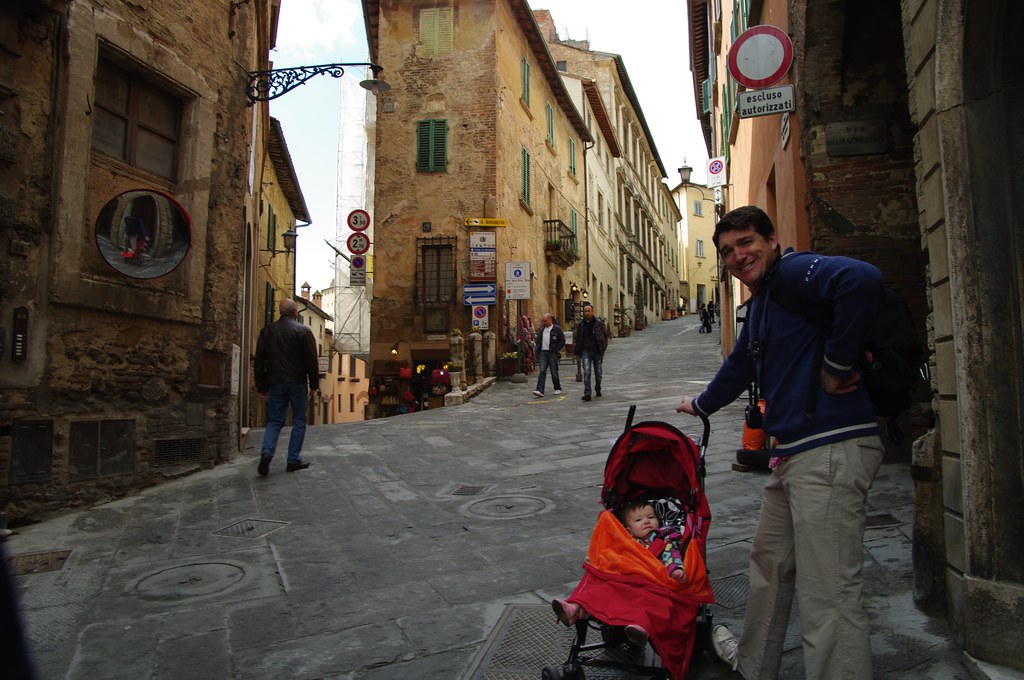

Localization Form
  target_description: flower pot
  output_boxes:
[500,358,519,376]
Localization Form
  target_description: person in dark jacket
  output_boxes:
[254,298,320,475]
[574,303,608,401]
[675,205,884,680]
[532,313,565,397]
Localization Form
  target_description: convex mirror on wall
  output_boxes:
[95,189,191,280]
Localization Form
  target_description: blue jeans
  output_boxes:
[260,383,308,463]
[535,350,561,392]
[580,350,602,396]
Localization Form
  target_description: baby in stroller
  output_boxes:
[554,499,691,648]
[546,411,715,680]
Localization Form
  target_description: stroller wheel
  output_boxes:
[541,665,561,680]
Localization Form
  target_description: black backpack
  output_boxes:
[766,274,926,443]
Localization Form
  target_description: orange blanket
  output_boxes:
[585,510,712,600]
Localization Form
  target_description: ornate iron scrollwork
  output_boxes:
[246,63,384,104]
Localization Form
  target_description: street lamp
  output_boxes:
[265,229,298,258]
[246,62,390,104]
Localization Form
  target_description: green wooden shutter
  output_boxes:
[264,282,274,327]
[416,119,447,172]
[521,57,530,106]
[521,148,531,204]
[546,103,554,145]
[568,137,577,176]
[701,79,711,114]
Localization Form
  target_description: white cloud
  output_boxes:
[274,0,365,63]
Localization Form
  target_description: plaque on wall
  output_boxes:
[825,120,887,157]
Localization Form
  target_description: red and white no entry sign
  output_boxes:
[728,25,793,89]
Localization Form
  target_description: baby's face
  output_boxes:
[625,505,659,538]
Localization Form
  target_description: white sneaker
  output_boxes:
[711,624,739,671]
[532,390,544,397]
[554,389,562,395]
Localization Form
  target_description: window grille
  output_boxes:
[415,237,456,304]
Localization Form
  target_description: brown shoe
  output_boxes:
[286,459,311,472]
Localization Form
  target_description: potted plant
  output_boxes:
[499,351,519,377]
[544,239,561,252]
[447,362,464,390]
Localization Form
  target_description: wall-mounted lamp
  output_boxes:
[246,62,390,104]
[389,342,400,356]
[582,289,589,299]
[265,229,297,259]
[570,283,579,294]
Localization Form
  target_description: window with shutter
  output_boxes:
[419,7,454,56]
[521,57,530,107]
[701,79,711,114]
[568,137,577,177]
[416,119,447,172]
[546,103,554,146]
[521,148,531,204]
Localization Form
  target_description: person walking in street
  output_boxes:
[254,298,320,475]
[574,303,608,401]
[698,304,711,333]
[675,205,885,680]
[532,313,565,397]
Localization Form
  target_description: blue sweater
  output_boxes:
[693,250,883,456]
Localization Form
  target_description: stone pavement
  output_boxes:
[5,315,972,679]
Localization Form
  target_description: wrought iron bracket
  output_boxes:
[246,62,385,104]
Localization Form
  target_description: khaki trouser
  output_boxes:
[737,436,884,680]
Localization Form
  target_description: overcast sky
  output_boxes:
[269,0,710,292]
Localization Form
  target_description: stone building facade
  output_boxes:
[688,0,1023,671]
[0,0,277,520]
[539,22,683,332]
[361,0,591,387]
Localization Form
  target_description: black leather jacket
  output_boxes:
[254,315,319,392]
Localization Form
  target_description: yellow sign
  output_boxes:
[463,217,507,228]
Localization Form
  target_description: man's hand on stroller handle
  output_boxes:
[675,396,697,416]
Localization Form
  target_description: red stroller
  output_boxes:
[543,407,715,680]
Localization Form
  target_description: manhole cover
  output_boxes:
[213,518,287,539]
[710,573,748,609]
[462,495,553,519]
[8,550,71,576]
[135,562,245,601]
[445,484,491,497]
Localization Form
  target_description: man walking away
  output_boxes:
[574,304,608,401]
[675,205,885,680]
[254,298,320,475]
[532,313,565,397]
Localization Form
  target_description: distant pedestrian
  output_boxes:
[532,313,565,397]
[254,298,319,475]
[699,304,712,334]
[574,304,608,401]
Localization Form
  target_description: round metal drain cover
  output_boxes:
[463,495,553,519]
[134,562,245,601]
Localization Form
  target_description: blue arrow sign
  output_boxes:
[463,283,497,306]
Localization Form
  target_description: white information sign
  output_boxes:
[504,261,531,300]
[738,84,795,119]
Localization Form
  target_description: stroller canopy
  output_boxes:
[601,420,710,524]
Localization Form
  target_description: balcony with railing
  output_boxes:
[543,219,580,267]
